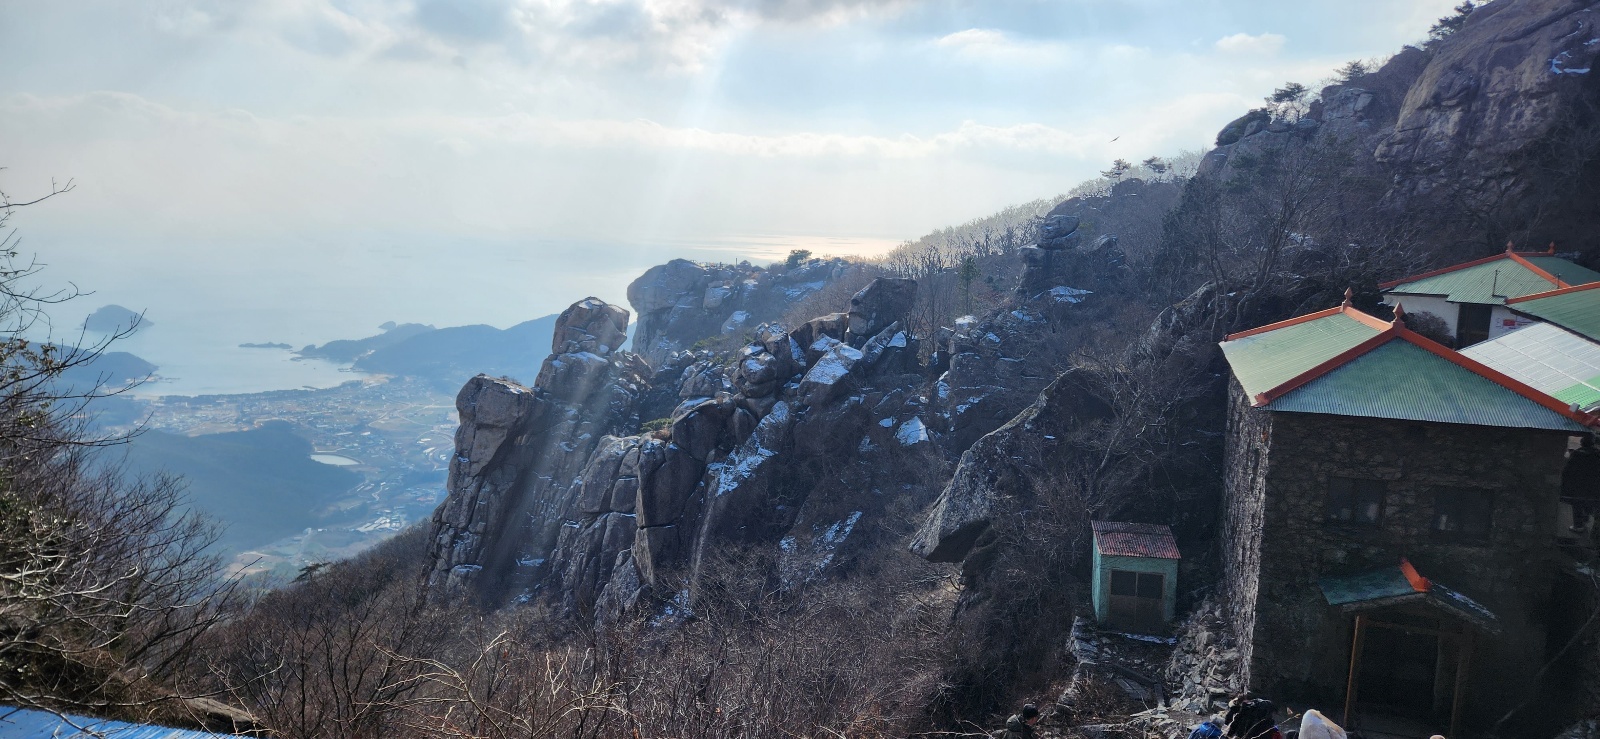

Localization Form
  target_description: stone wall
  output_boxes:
[1219,381,1271,688]
[1242,399,1570,720]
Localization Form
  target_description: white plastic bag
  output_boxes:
[1298,709,1348,739]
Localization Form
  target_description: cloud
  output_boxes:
[1215,31,1286,55]
[414,0,514,42]
[932,27,1064,64]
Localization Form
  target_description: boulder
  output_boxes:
[732,350,782,398]
[533,351,611,400]
[636,443,705,528]
[678,360,728,399]
[552,297,630,356]
[797,343,863,407]
[669,397,734,462]
[575,436,636,514]
[847,278,917,340]
[1038,214,1080,245]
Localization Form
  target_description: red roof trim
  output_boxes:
[1377,251,1559,290]
[1393,326,1597,426]
[1252,328,1399,407]
[1506,251,1568,289]
[1400,558,1430,592]
[1224,305,1345,341]
[1505,280,1600,305]
[1242,307,1599,427]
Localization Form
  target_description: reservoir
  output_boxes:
[310,453,361,467]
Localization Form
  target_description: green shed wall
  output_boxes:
[1091,549,1179,627]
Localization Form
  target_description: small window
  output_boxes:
[1327,477,1386,526]
[1432,488,1493,542]
[1109,569,1163,599]
[1110,570,1138,597]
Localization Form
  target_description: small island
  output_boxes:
[239,342,293,350]
[83,304,149,333]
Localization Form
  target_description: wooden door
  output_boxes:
[1108,569,1165,633]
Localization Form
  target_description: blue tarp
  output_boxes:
[0,707,235,738]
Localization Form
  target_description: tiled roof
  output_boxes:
[1380,250,1600,305]
[1507,282,1600,343]
[1092,521,1180,559]
[1219,300,1594,431]
[0,708,239,738]
[1319,559,1500,634]
[1461,321,1600,412]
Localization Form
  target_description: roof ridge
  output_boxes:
[1506,251,1568,289]
[1252,328,1399,406]
[1379,251,1565,291]
[1392,325,1597,426]
[1223,303,1387,341]
[1505,280,1600,304]
[1245,303,1598,426]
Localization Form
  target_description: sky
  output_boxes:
[0,0,1460,361]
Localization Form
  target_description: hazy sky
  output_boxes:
[0,0,1458,343]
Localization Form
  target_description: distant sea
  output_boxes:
[48,232,900,398]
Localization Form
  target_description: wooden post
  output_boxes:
[1343,614,1366,729]
[1450,631,1474,738]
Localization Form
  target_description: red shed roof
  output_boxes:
[1092,521,1180,559]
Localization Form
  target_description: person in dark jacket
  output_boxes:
[1565,434,1600,532]
[999,704,1040,738]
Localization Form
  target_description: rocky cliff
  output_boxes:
[628,257,856,367]
[424,248,1067,619]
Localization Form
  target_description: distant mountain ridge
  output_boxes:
[299,316,562,390]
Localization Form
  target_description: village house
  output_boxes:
[1217,293,1595,737]
[1379,245,1600,348]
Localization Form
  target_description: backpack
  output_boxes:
[1224,699,1277,739]
[1189,721,1223,739]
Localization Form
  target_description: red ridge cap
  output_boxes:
[1394,326,1598,427]
[1224,305,1345,341]
[1400,558,1430,593]
[1224,304,1390,342]
[1346,307,1391,331]
[1506,251,1567,289]
[1252,328,1399,407]
[1505,280,1600,305]
[1379,253,1510,290]
[1244,307,1599,427]
[1378,251,1562,290]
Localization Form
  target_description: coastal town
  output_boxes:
[113,376,459,578]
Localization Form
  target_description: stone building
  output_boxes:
[1217,296,1595,736]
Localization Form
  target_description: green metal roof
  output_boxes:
[1319,565,1418,606]
[1220,312,1383,399]
[1460,321,1600,411]
[1384,255,1600,305]
[1270,340,1586,431]
[1509,287,1600,343]
[1319,564,1501,633]
[1527,256,1600,286]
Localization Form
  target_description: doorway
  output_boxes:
[1108,569,1165,633]
[1457,304,1492,348]
[1358,625,1439,718]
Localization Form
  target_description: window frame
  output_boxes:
[1326,475,1387,527]
[1430,487,1494,544]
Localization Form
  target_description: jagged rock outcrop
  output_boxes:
[845,278,916,343]
[427,271,958,619]
[627,257,854,367]
[425,297,648,603]
[911,370,1111,566]
[1377,0,1600,206]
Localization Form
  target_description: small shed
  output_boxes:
[1091,521,1180,634]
